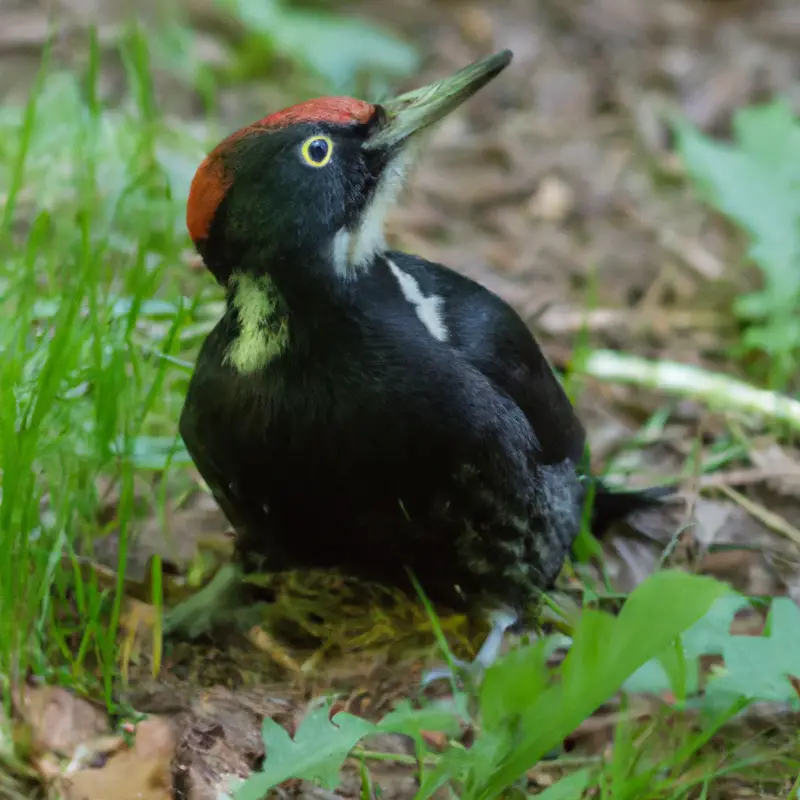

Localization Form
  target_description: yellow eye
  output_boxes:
[300,135,334,168]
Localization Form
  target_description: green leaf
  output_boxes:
[621,657,672,697]
[378,699,463,739]
[673,100,800,380]
[461,729,516,798]
[220,0,418,93]
[622,593,749,699]
[674,102,800,292]
[267,9,419,92]
[733,101,800,179]
[472,571,728,799]
[479,637,550,733]
[657,638,689,703]
[415,746,473,800]
[681,593,749,658]
[707,597,800,707]
[535,767,593,799]
[113,435,191,470]
[235,701,376,798]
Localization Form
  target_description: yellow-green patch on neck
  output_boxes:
[224,273,289,374]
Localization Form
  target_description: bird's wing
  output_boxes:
[385,251,587,466]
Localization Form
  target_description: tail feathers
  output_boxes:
[589,481,673,537]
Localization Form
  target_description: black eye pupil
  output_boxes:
[308,139,329,163]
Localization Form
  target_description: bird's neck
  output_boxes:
[234,245,372,306]
[222,272,290,374]
[222,249,376,375]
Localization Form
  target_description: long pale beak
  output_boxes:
[363,50,513,151]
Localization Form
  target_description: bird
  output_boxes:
[167,50,669,652]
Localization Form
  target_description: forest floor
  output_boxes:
[1,0,799,797]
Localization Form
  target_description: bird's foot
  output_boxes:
[422,609,517,689]
[163,565,313,677]
[245,624,316,676]
[163,563,243,640]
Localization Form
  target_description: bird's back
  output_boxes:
[378,251,588,465]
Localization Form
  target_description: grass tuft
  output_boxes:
[0,34,208,700]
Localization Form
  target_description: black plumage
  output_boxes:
[171,51,667,637]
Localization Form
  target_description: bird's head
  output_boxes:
[187,50,512,289]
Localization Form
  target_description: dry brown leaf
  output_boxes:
[14,686,109,760]
[749,444,800,498]
[692,499,736,548]
[420,730,449,751]
[58,717,176,800]
[606,536,660,591]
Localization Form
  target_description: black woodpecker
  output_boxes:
[170,50,668,643]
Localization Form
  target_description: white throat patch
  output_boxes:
[387,258,449,342]
[331,146,415,280]
[224,272,289,374]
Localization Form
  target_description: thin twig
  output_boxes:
[577,350,800,433]
[718,485,800,548]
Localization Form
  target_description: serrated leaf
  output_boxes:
[235,702,376,799]
[707,597,800,707]
[732,101,800,179]
[673,100,800,372]
[682,593,749,658]
[676,118,800,283]
[622,657,673,696]
[622,593,746,700]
